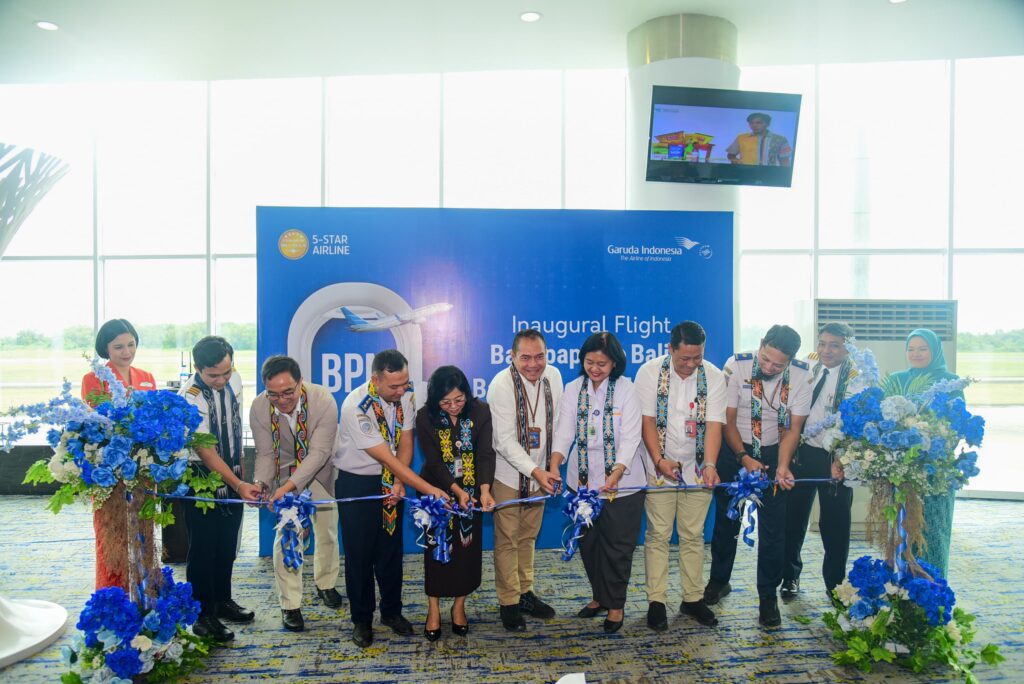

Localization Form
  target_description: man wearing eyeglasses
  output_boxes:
[707,325,812,628]
[251,355,342,633]
[332,349,449,648]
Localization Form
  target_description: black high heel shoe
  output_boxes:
[424,613,442,642]
[451,606,470,636]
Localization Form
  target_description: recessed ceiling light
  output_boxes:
[35,20,59,31]
[888,0,908,4]
[520,11,542,23]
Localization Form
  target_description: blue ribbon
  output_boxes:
[560,488,604,561]
[274,490,317,571]
[895,503,909,581]
[722,468,772,548]
[409,495,455,564]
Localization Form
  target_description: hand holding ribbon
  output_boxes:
[410,495,455,564]
[723,468,771,548]
[274,490,316,571]
[560,488,604,561]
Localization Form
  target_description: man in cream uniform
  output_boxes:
[487,329,563,631]
[634,321,727,631]
[251,355,341,633]
[333,349,448,648]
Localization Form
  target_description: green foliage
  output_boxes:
[45,484,78,514]
[144,628,213,683]
[189,432,219,449]
[60,673,83,684]
[61,325,96,350]
[792,614,812,625]
[182,466,224,513]
[958,328,1024,353]
[22,459,55,485]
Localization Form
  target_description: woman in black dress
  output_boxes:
[416,365,496,641]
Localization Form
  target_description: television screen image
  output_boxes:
[646,85,802,188]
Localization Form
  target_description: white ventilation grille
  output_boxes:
[814,300,957,342]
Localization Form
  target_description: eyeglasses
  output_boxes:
[267,385,300,400]
[439,394,467,409]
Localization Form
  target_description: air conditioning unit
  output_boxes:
[810,299,958,539]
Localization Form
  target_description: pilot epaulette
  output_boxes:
[791,359,809,370]
[808,352,820,361]
[186,386,201,397]
[358,395,374,413]
[734,352,753,361]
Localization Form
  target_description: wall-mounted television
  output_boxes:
[646,85,802,188]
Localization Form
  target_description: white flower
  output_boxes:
[412,508,431,528]
[862,615,875,628]
[838,614,852,631]
[946,621,963,644]
[884,582,900,596]
[834,580,858,607]
[92,655,103,669]
[135,448,153,466]
[166,641,184,662]
[130,635,152,651]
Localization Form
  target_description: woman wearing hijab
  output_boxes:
[889,328,960,577]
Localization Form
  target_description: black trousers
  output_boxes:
[709,442,787,599]
[578,491,645,610]
[337,471,404,625]
[185,498,243,615]
[783,444,853,591]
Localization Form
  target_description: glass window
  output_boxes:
[818,61,950,249]
[443,70,562,209]
[736,254,814,354]
[953,56,1024,248]
[564,69,626,210]
[737,65,816,250]
[953,254,1024,493]
[214,257,257,410]
[817,254,947,299]
[0,260,94,411]
[0,84,95,256]
[325,74,441,208]
[210,79,322,254]
[96,82,207,255]
[101,259,207,388]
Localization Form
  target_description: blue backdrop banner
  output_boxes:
[256,207,733,555]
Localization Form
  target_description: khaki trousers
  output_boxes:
[272,479,341,610]
[643,476,712,603]
[492,479,545,606]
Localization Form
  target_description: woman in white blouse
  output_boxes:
[549,332,647,633]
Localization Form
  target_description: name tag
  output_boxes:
[742,383,753,389]
[783,414,791,429]
[454,457,463,478]
[528,426,541,449]
[685,420,697,438]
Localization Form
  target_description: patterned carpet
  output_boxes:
[1,496,1020,683]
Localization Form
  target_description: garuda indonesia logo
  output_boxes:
[675,236,713,259]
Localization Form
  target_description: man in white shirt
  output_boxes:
[179,336,260,643]
[486,329,564,631]
[782,322,858,600]
[634,321,727,631]
[251,355,342,633]
[709,324,812,628]
[332,349,448,648]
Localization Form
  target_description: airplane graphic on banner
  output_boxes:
[340,304,453,332]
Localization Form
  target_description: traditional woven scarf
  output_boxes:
[750,356,790,462]
[831,359,854,412]
[269,385,308,487]
[508,364,553,497]
[575,378,616,488]
[438,412,475,547]
[656,357,708,480]
[194,373,242,500]
[368,381,403,535]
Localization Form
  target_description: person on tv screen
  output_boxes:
[726,112,792,167]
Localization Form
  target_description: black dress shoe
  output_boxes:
[193,614,234,642]
[603,618,623,634]
[680,600,718,627]
[282,608,304,632]
[381,614,414,636]
[499,604,526,632]
[646,601,668,632]
[352,622,373,648]
[217,599,255,623]
[780,579,800,600]
[577,603,608,619]
[758,597,782,628]
[703,581,732,606]
[450,607,469,636]
[317,587,344,609]
[519,591,555,619]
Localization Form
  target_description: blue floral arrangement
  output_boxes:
[3,358,221,521]
[59,567,210,684]
[825,556,1002,682]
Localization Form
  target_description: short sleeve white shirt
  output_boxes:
[332,381,416,476]
[724,354,812,446]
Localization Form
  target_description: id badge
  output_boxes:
[454,457,463,478]
[685,420,697,438]
[783,414,791,429]
[528,426,541,449]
